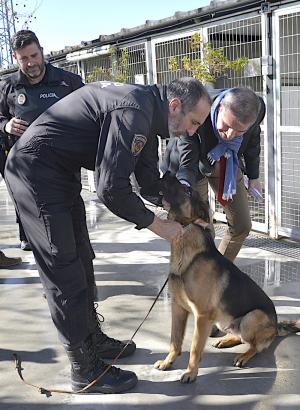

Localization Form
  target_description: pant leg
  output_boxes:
[71,195,97,324]
[0,148,5,178]
[5,145,92,346]
[16,212,28,242]
[1,147,28,243]
[206,163,251,261]
[194,177,215,239]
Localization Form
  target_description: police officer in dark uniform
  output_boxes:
[0,30,83,250]
[5,77,211,393]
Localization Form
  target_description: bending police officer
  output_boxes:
[5,78,211,393]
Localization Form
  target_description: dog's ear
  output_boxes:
[163,172,180,186]
[160,172,182,195]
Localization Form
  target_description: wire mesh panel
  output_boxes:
[277,10,300,239]
[279,12,300,127]
[119,43,147,84]
[81,45,147,84]
[277,260,300,285]
[280,132,300,231]
[206,16,265,226]
[83,55,112,82]
[216,224,300,290]
[154,32,202,85]
[242,261,270,289]
[153,32,203,177]
[207,17,263,91]
[242,260,300,290]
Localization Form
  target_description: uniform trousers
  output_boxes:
[195,162,251,262]
[1,147,28,242]
[0,148,5,177]
[5,139,96,346]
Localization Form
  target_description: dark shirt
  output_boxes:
[0,63,83,143]
[9,81,169,229]
[161,89,266,186]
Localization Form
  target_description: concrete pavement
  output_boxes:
[1,180,300,410]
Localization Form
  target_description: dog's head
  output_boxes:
[160,173,210,225]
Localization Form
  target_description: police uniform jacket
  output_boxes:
[161,88,266,186]
[0,62,83,136]
[8,82,169,230]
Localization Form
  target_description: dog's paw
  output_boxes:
[233,354,246,368]
[212,338,226,348]
[180,370,197,383]
[154,359,171,371]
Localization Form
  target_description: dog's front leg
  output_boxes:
[154,301,188,371]
[181,313,212,383]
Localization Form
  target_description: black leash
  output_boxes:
[13,276,169,396]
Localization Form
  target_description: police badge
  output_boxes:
[17,93,26,105]
[131,134,147,156]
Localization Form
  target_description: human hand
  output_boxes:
[5,117,29,137]
[248,178,263,202]
[248,178,262,193]
[147,215,183,243]
[161,197,170,211]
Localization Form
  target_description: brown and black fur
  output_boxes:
[154,173,300,383]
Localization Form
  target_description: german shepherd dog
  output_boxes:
[154,173,300,383]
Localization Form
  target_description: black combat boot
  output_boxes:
[91,304,136,359]
[65,334,138,394]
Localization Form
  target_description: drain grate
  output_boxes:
[215,224,300,261]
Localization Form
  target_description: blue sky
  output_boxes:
[14,0,210,54]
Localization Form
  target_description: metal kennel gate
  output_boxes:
[274,4,300,240]
[151,13,267,232]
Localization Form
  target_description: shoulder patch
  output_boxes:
[131,134,147,156]
[17,93,26,105]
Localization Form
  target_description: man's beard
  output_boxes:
[168,111,185,138]
[24,61,45,79]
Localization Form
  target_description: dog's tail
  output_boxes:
[277,319,300,336]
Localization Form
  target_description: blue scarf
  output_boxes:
[208,89,243,201]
